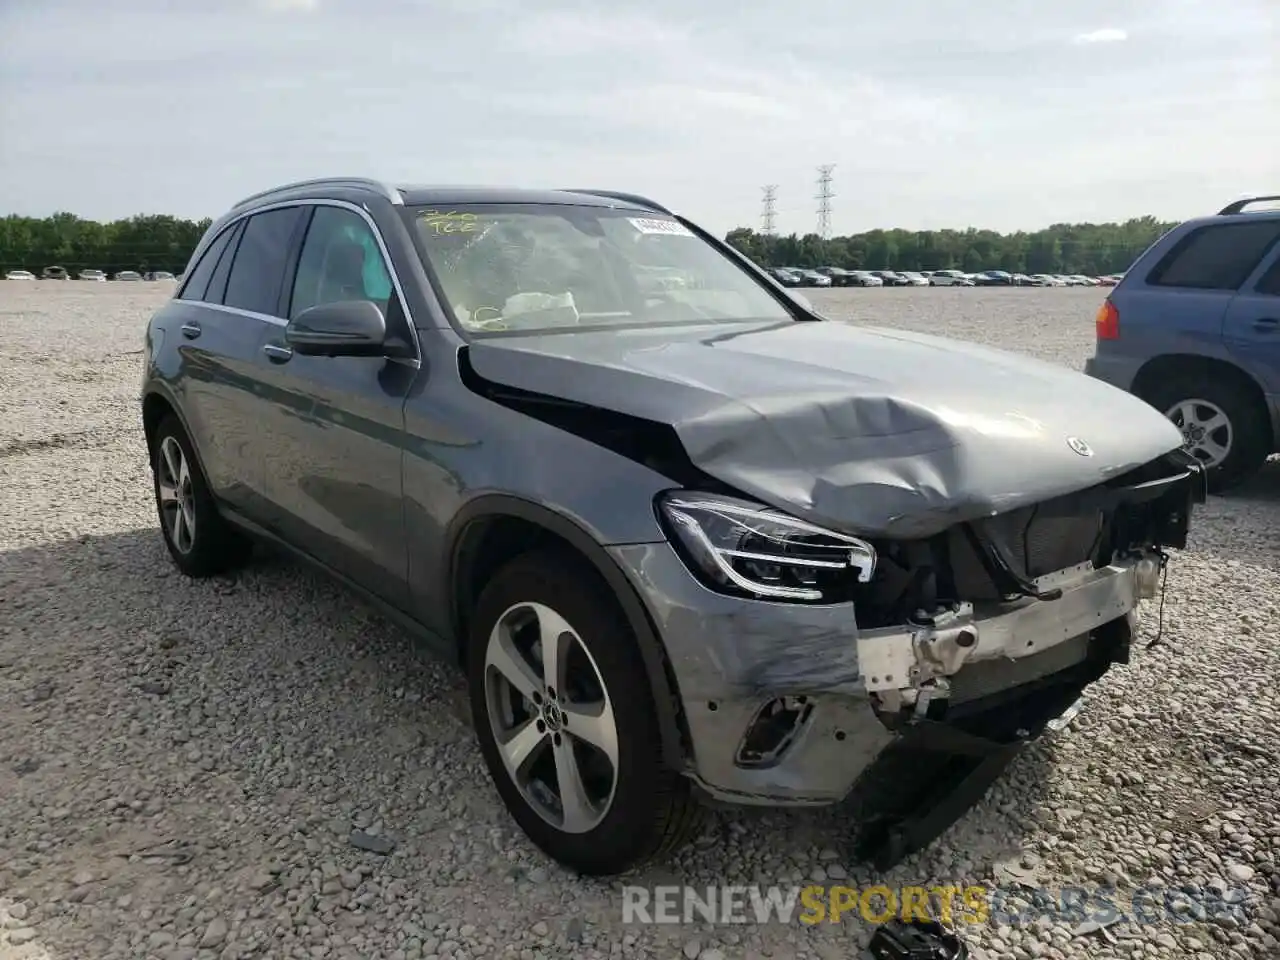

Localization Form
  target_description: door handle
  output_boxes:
[1252,317,1279,333]
[262,342,293,363]
[180,322,201,340]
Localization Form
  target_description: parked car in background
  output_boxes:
[4,269,36,280]
[114,270,143,281]
[1085,194,1280,490]
[870,270,909,286]
[897,271,929,286]
[846,270,883,287]
[928,269,969,287]
[816,267,854,286]
[78,269,107,281]
[796,269,832,287]
[42,265,69,280]
[145,271,177,281]
[1028,274,1064,287]
[974,270,1014,286]
[768,268,803,287]
[138,177,1207,877]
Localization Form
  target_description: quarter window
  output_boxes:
[222,207,305,316]
[177,226,234,302]
[289,206,394,318]
[1148,221,1280,291]
[204,221,245,306]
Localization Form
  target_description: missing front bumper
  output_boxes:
[848,612,1135,869]
[856,554,1156,719]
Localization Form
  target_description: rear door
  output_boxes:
[176,205,307,519]
[1222,237,1280,408]
[255,202,419,608]
[167,219,256,516]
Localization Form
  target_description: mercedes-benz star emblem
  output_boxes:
[1066,436,1094,457]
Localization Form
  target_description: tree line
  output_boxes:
[0,213,212,276]
[726,216,1176,275]
[1,210,1176,277]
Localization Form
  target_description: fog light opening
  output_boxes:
[735,696,814,768]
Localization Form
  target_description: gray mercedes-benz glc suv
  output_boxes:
[140,177,1206,876]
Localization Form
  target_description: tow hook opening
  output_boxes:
[735,695,814,768]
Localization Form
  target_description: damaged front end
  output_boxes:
[853,445,1204,731]
[652,446,1204,866]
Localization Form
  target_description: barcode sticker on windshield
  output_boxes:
[628,217,694,237]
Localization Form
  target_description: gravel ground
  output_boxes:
[2,282,1278,960]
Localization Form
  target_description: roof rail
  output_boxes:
[1217,195,1280,216]
[232,177,403,210]
[559,189,671,214]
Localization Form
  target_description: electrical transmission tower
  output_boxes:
[815,164,835,239]
[761,185,778,235]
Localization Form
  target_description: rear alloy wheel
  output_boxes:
[151,415,252,577]
[1141,375,1269,492]
[467,549,701,875]
[1164,398,1233,469]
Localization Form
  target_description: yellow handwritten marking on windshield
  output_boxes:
[420,210,480,235]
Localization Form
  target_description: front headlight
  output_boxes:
[657,492,877,602]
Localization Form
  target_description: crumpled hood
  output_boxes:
[466,319,1186,538]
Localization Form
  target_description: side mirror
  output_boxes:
[285,300,394,358]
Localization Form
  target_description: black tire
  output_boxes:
[1139,374,1270,493]
[467,547,702,876]
[150,414,252,577]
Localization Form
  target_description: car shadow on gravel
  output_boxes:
[1184,457,1280,569]
[2,526,1057,895]
[1218,456,1280,504]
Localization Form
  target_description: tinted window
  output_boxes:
[177,227,234,302]
[204,220,245,306]
[289,206,394,318]
[223,207,304,315]
[1256,256,1280,296]
[1149,220,1280,291]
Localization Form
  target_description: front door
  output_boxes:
[256,203,418,608]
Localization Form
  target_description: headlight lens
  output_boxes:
[657,492,877,602]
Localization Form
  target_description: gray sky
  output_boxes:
[1,0,1276,236]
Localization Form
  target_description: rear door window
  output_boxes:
[1148,220,1280,291]
[222,207,305,316]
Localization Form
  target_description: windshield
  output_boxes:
[409,203,794,335]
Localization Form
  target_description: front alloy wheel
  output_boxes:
[467,549,701,875]
[483,601,619,835]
